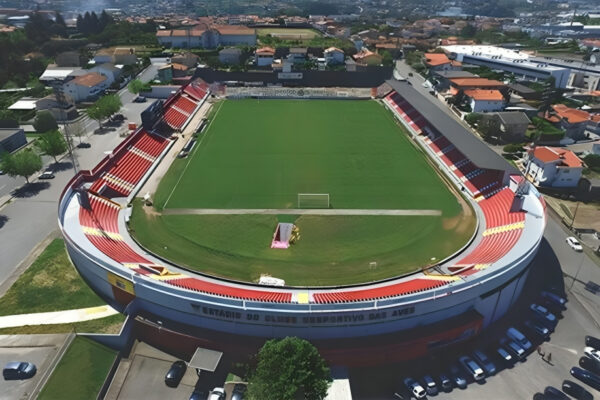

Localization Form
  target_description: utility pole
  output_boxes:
[50,79,78,174]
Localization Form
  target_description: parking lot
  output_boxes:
[349,238,600,399]
[0,334,70,400]
[106,342,230,400]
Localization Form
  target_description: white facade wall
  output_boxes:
[525,157,582,187]
[63,80,109,102]
[469,98,505,113]
[220,34,256,46]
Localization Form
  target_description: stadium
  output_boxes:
[58,78,546,365]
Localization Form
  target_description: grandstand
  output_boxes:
[58,78,546,358]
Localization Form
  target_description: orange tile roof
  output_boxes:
[531,147,582,168]
[552,104,590,124]
[171,63,189,71]
[70,73,107,87]
[256,46,275,55]
[464,89,504,101]
[216,25,255,35]
[353,49,381,61]
[450,78,505,88]
[156,30,172,37]
[324,46,344,53]
[424,53,451,67]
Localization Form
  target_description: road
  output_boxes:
[0,65,157,199]
[0,65,157,287]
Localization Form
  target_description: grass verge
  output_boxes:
[0,313,126,335]
[38,336,117,400]
[0,238,105,316]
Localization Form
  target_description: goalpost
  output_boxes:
[297,193,330,209]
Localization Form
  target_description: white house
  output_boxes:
[62,73,109,102]
[323,47,345,65]
[525,146,583,188]
[463,89,505,113]
[156,26,256,49]
[255,47,275,67]
[90,63,122,86]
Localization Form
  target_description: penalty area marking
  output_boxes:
[163,208,442,216]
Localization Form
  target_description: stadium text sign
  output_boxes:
[196,305,416,325]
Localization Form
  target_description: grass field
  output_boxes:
[257,28,321,39]
[133,99,475,285]
[38,337,116,400]
[0,239,106,316]
[130,204,475,285]
[155,99,461,214]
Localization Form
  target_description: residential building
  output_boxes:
[288,48,308,64]
[483,112,531,141]
[423,52,462,72]
[35,94,78,121]
[449,77,506,93]
[219,48,242,65]
[62,73,109,102]
[352,49,382,66]
[432,70,476,91]
[508,83,542,101]
[0,128,26,154]
[156,26,256,49]
[256,47,275,67]
[525,146,583,188]
[323,47,345,65]
[464,89,505,112]
[90,63,121,86]
[171,63,191,77]
[549,104,590,140]
[55,51,86,67]
[171,52,199,68]
[157,65,173,83]
[94,47,137,65]
[441,45,571,88]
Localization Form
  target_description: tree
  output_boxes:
[0,149,42,183]
[33,111,58,133]
[70,120,87,144]
[35,130,68,163]
[583,154,600,172]
[128,79,145,94]
[246,337,331,400]
[86,94,122,129]
[464,112,482,126]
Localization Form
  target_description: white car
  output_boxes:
[403,377,426,399]
[208,387,225,400]
[566,236,583,251]
[459,355,485,381]
[584,347,600,363]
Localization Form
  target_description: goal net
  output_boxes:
[297,193,330,209]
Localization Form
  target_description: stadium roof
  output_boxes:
[387,79,518,174]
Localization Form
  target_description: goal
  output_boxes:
[297,193,330,209]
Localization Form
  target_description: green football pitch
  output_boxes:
[155,99,460,213]
[133,99,476,286]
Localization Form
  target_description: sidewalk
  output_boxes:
[0,305,118,329]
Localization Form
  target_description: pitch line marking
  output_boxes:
[163,208,443,216]
[163,101,223,209]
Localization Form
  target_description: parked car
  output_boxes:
[165,360,186,388]
[566,236,583,251]
[472,350,496,375]
[449,365,467,389]
[507,327,532,351]
[543,386,569,399]
[189,390,207,400]
[38,170,55,180]
[532,392,545,400]
[3,362,36,380]
[0,169,4,175]
[570,367,600,391]
[530,303,557,326]
[586,336,600,350]
[580,356,600,375]
[231,384,246,400]
[502,340,525,360]
[541,291,567,308]
[584,347,600,363]
[524,320,550,339]
[208,387,226,400]
[403,378,426,399]
[421,375,437,396]
[496,346,513,364]
[134,96,147,103]
[110,113,125,121]
[562,379,593,400]
[459,355,485,381]
[439,373,452,391]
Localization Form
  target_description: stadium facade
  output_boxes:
[58,79,546,362]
